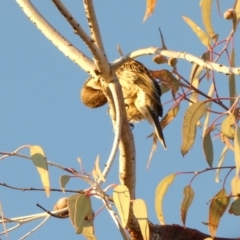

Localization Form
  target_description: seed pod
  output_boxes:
[153,55,168,64]
[224,9,235,20]
[168,57,177,67]
[54,197,69,217]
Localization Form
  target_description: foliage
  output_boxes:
[1,1,240,239]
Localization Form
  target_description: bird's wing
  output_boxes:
[129,61,163,117]
[123,61,160,100]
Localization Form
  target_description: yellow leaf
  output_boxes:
[181,186,194,227]
[82,219,97,240]
[155,174,176,224]
[234,126,240,177]
[203,126,214,167]
[143,0,157,22]
[208,188,230,238]
[181,102,206,156]
[233,0,240,31]
[231,176,240,200]
[189,52,210,105]
[215,146,228,183]
[133,199,149,240]
[183,15,210,48]
[29,145,50,197]
[200,0,218,41]
[221,114,235,139]
[113,185,130,228]
[93,155,105,182]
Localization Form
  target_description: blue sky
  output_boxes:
[0,1,239,239]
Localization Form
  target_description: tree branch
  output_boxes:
[83,0,108,72]
[112,47,240,75]
[51,0,104,65]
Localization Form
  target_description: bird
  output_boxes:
[80,60,166,149]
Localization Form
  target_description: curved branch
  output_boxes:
[98,79,123,184]
[112,47,240,75]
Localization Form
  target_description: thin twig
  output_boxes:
[0,182,82,194]
[51,0,104,64]
[83,0,107,60]
[36,204,68,219]
[19,215,50,240]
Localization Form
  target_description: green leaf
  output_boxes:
[208,188,230,238]
[155,174,176,224]
[234,126,240,177]
[221,114,235,139]
[68,194,91,234]
[229,198,240,215]
[133,199,149,240]
[203,126,214,167]
[181,102,206,156]
[202,83,214,135]
[202,83,214,167]
[229,49,236,107]
[75,195,92,234]
[181,185,194,227]
[200,0,218,42]
[59,175,70,193]
[29,145,50,197]
[68,194,78,228]
[183,15,210,48]
[113,185,130,228]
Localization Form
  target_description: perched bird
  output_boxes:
[116,60,166,149]
[80,60,166,149]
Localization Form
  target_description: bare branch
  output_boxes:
[19,215,50,240]
[83,0,109,76]
[16,0,96,77]
[83,0,107,59]
[112,47,240,75]
[98,79,123,184]
[51,0,104,64]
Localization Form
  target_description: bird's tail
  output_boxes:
[147,107,167,149]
